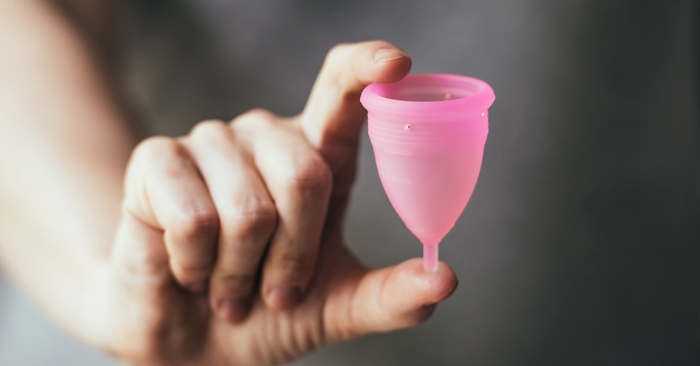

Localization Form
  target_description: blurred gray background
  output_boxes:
[2,0,700,364]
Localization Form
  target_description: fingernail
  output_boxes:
[188,279,208,294]
[374,48,407,63]
[217,297,249,321]
[267,285,302,309]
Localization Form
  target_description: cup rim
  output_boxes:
[360,73,495,117]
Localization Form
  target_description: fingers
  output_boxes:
[120,136,219,291]
[300,41,411,178]
[184,120,278,321]
[238,111,333,310]
[327,258,458,342]
[113,40,414,324]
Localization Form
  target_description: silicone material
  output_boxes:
[361,74,495,272]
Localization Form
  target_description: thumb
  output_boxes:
[327,258,458,342]
[300,41,411,176]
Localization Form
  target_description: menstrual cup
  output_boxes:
[360,74,495,272]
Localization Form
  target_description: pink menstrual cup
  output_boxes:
[360,74,495,272]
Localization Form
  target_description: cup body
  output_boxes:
[360,74,494,246]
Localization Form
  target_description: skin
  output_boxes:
[0,1,458,365]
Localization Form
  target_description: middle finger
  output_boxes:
[240,112,333,310]
[184,120,278,321]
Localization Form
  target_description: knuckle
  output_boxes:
[173,260,212,280]
[325,43,352,63]
[189,119,229,141]
[275,251,313,277]
[225,200,278,236]
[242,108,274,120]
[173,207,219,241]
[132,136,182,163]
[231,108,275,128]
[128,137,193,184]
[285,156,333,195]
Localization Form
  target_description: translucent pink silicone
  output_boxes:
[360,74,495,272]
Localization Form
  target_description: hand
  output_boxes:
[103,41,458,366]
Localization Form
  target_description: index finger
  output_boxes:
[300,41,411,179]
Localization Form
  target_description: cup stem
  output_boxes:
[423,244,439,272]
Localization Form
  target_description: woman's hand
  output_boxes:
[106,40,458,366]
